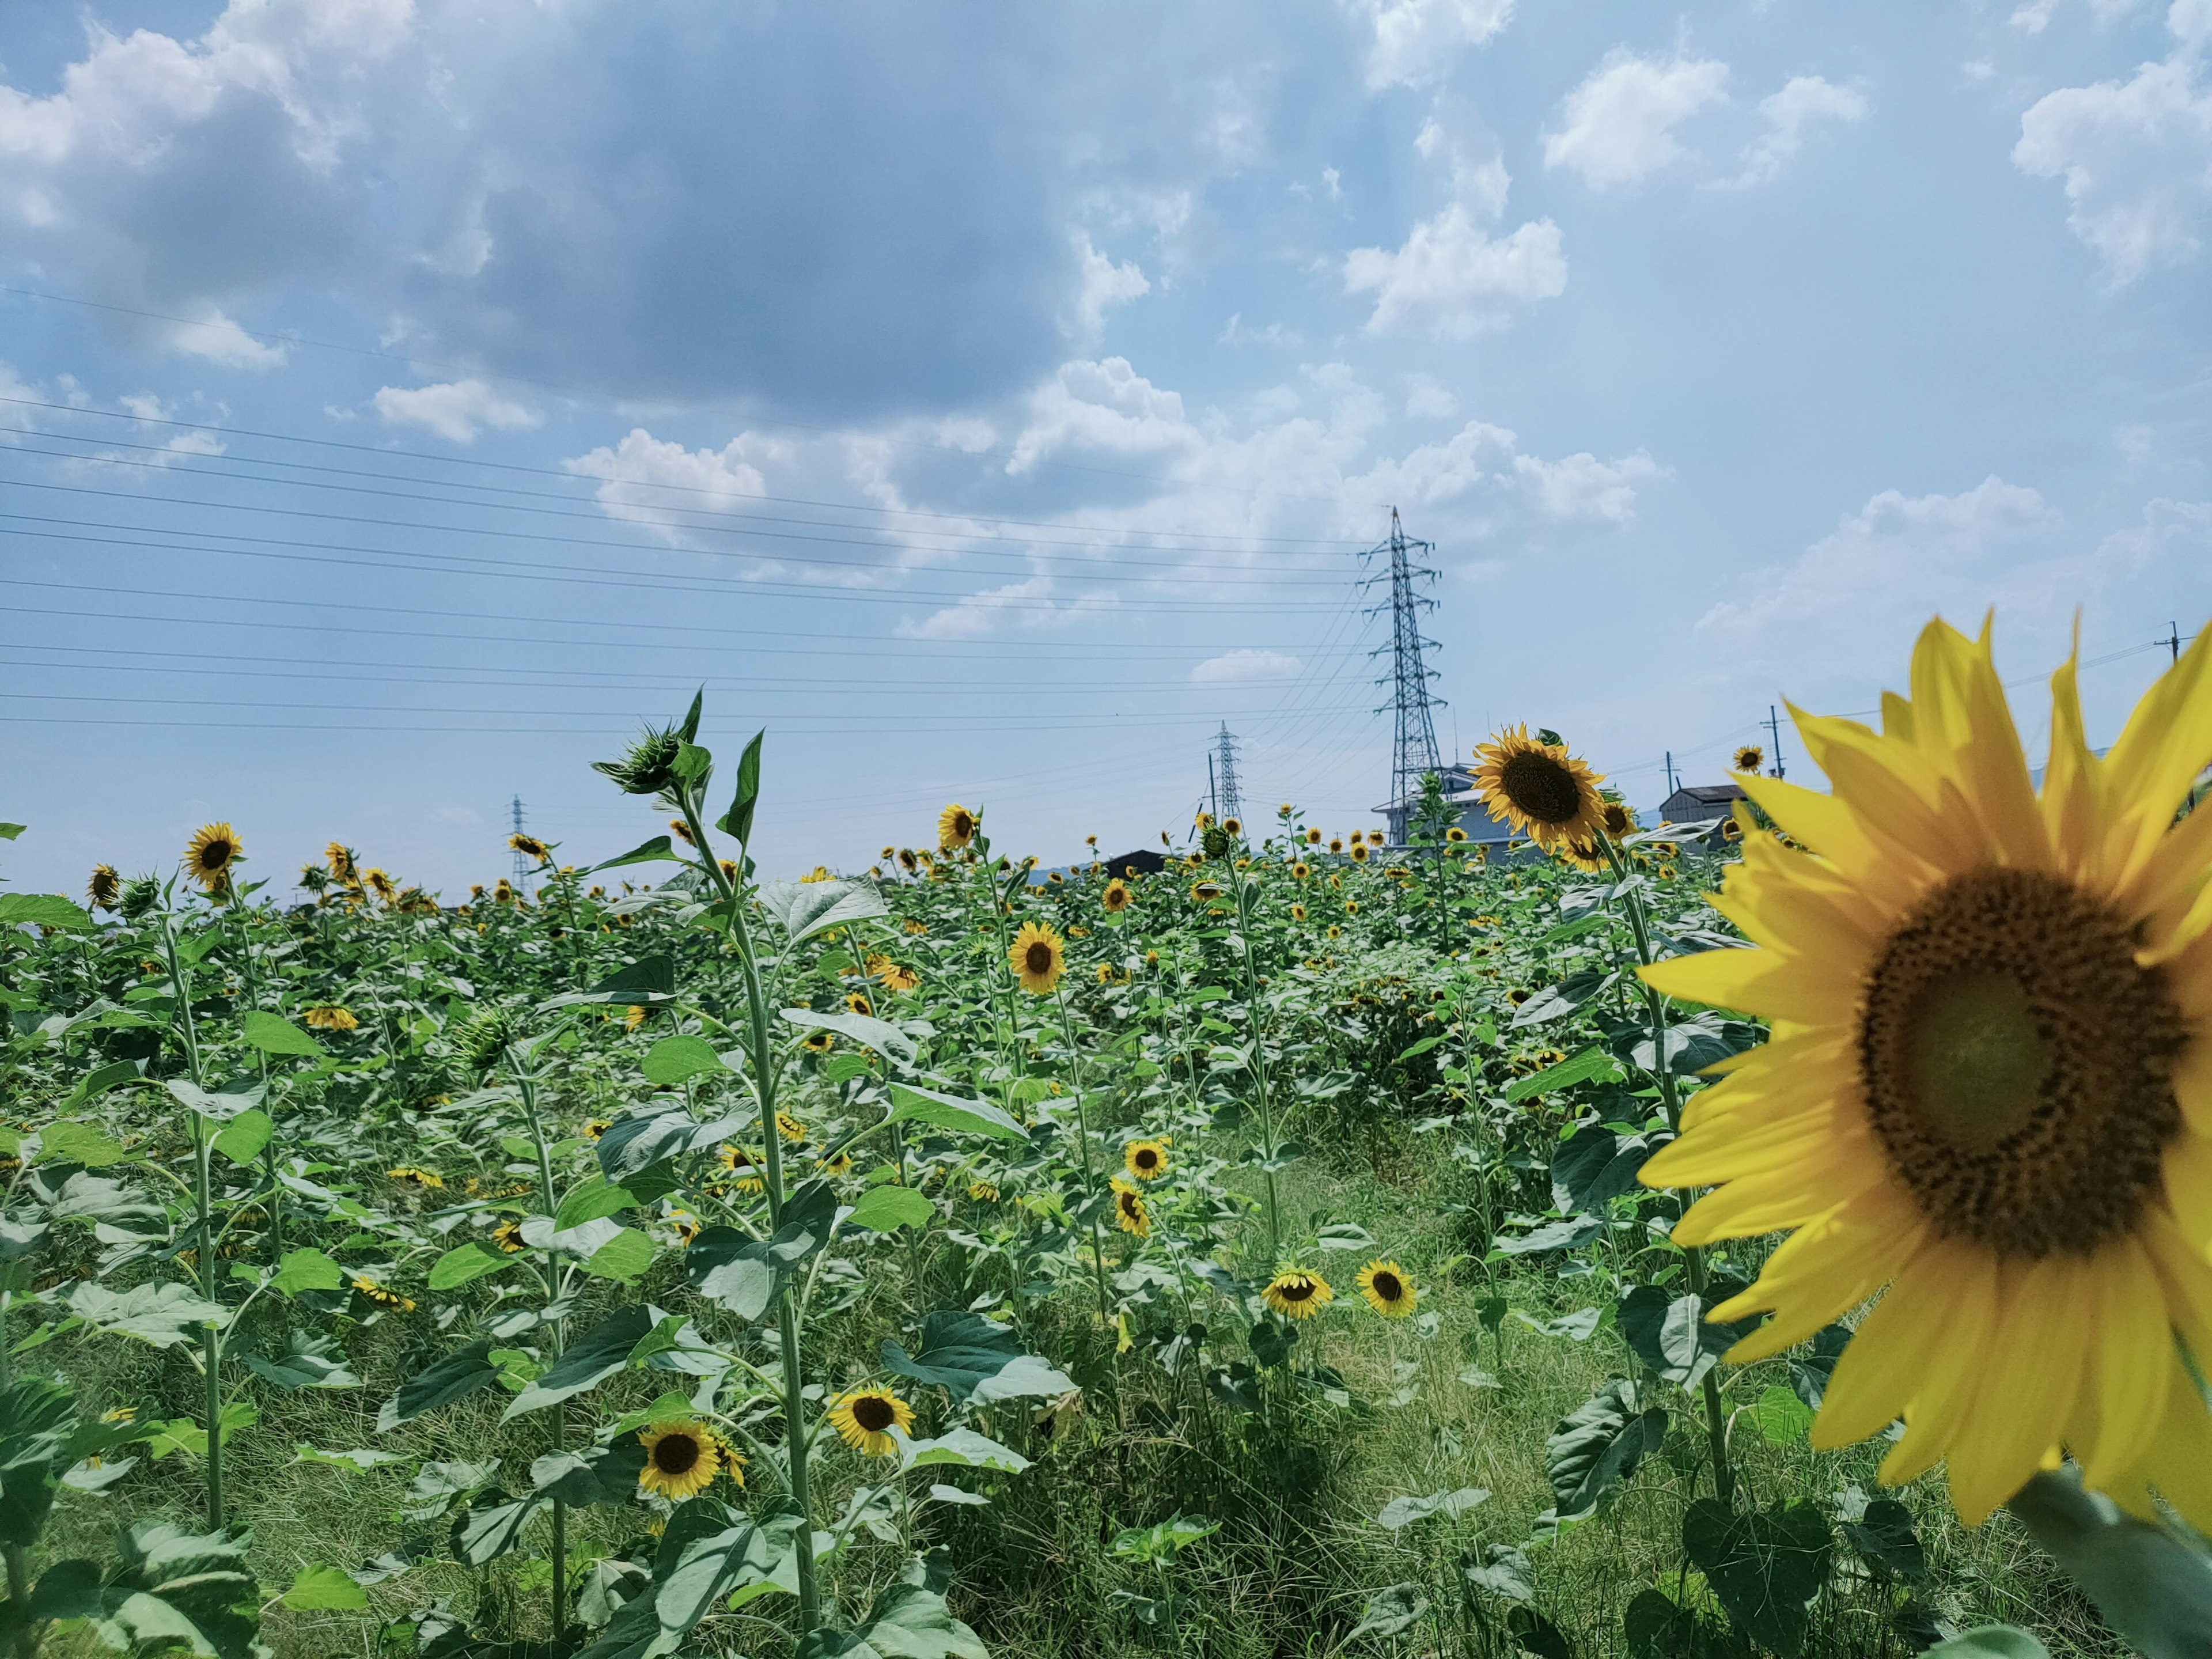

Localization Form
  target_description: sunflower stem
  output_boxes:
[1595,831,1736,1509]
[1052,987,1115,1333]
[160,912,225,1531]
[511,1060,570,1645]
[1232,874,1283,1265]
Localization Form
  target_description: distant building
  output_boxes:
[1103,848,1168,878]
[1375,765,1522,852]
[1658,783,1747,826]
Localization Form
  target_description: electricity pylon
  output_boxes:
[1212,724,1243,823]
[1361,508,1445,826]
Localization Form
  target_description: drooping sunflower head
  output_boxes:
[1009,920,1065,995]
[1189,878,1224,904]
[304,1006,358,1031]
[897,847,919,873]
[938,803,978,851]
[1638,616,2212,1531]
[717,1145,768,1194]
[637,1420,722,1501]
[827,1388,914,1456]
[1123,1139,1168,1181]
[867,953,921,993]
[365,868,397,903]
[115,874,161,921]
[776,1111,806,1144]
[1102,878,1132,914]
[491,1219,525,1253]
[1291,903,1307,921]
[508,832,551,863]
[453,1005,517,1073]
[387,1166,444,1190]
[1471,726,1606,851]
[184,823,241,892]
[583,1119,612,1142]
[1558,837,1607,874]
[1111,1178,1151,1237]
[325,842,356,881]
[967,1179,999,1202]
[1600,799,1638,839]
[350,1274,415,1313]
[1262,1269,1333,1319]
[1733,743,1764,774]
[592,723,685,796]
[624,1004,649,1032]
[1356,1260,1417,1318]
[802,1029,835,1055]
[86,864,120,910]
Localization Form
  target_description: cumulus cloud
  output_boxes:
[1343,0,1516,91]
[2014,7,2212,285]
[1069,231,1150,338]
[1403,373,1457,418]
[1343,112,1564,339]
[1544,50,1730,190]
[1191,649,1302,683]
[373,379,539,444]
[1720,75,1869,189]
[895,575,1119,640]
[1007,357,1197,476]
[562,427,774,541]
[164,310,290,370]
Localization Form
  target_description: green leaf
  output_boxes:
[590,835,684,876]
[1922,1631,2051,1659]
[687,1183,838,1322]
[210,1110,272,1166]
[883,1082,1026,1144]
[1843,1497,1926,1582]
[1624,1589,1702,1659]
[54,1521,264,1659]
[36,1120,127,1169]
[1618,1286,1741,1393]
[426,1242,517,1291]
[1551,1123,1653,1214]
[1509,1607,1572,1659]
[282,1565,368,1611]
[1545,1378,1666,1521]
[641,1035,729,1086]
[782,1007,915,1063]
[240,1011,325,1058]
[271,1248,344,1296]
[381,1340,499,1428]
[1348,1584,1427,1641]
[61,1060,141,1112]
[451,1491,546,1566]
[66,1282,226,1349]
[0,1375,78,1547]
[1504,1043,1619,1102]
[1376,1487,1489,1531]
[1682,1497,1834,1659]
[715,728,766,846]
[555,1175,638,1231]
[596,1105,752,1180]
[529,1440,648,1508]
[541,956,677,1009]
[582,1226,656,1283]
[757,878,889,945]
[881,1310,1077,1404]
[898,1428,1031,1475]
[0,895,93,931]
[502,1305,661,1419]
[245,1331,359,1391]
[1462,1544,1535,1604]
[795,1581,987,1659]
[844,1185,935,1233]
[1748,1384,1816,1447]
[292,1444,403,1472]
[161,1079,263,1123]
[2008,1467,2212,1659]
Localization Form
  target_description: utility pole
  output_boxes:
[510,795,532,897]
[1361,508,1445,843]
[1207,752,1219,822]
[1664,751,1678,798]
[2173,621,2183,664]
[1213,723,1243,824]
[1765,707,1787,781]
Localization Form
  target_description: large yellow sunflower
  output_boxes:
[1102,878,1133,914]
[1356,1260,1417,1319]
[184,823,241,892]
[1471,727,1605,851]
[827,1388,915,1456]
[1123,1139,1168,1181]
[938,803,978,851]
[1262,1269,1332,1319]
[1009,920,1065,995]
[1639,617,2212,1531]
[637,1420,722,1500]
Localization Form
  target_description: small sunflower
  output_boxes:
[1471,726,1607,851]
[1262,1269,1332,1320]
[668,817,696,846]
[1111,1179,1151,1237]
[1328,838,1344,854]
[828,1388,914,1456]
[938,803,978,851]
[365,869,397,903]
[387,1166,444,1190]
[86,864,120,910]
[1102,879,1132,914]
[718,1146,768,1195]
[509,832,551,863]
[1123,1139,1169,1181]
[846,991,873,1017]
[637,1420,721,1501]
[802,1029,835,1055]
[1189,878,1224,903]
[1222,817,1242,836]
[1291,903,1307,921]
[1305,828,1323,845]
[491,1219,525,1253]
[1344,900,1359,915]
[1733,743,1764,773]
[1095,961,1115,985]
[1350,843,1371,863]
[1009,921,1066,995]
[623,1005,649,1032]
[903,916,928,934]
[184,823,241,892]
[776,1111,806,1144]
[325,842,355,881]
[967,1180,1000,1202]
[350,1274,415,1313]
[304,1006,358,1032]
[1356,1260,1418,1319]
[1445,826,1468,844]
[868,953,921,992]
[1599,799,1638,839]
[666,1209,702,1244]
[1326,925,1342,940]
[1291,861,1310,880]
[583,1119,612,1141]
[819,1152,854,1177]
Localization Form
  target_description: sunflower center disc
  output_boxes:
[1372,1272,1402,1300]
[1026,943,1053,974]
[1497,752,1584,825]
[1858,866,2188,1257]
[854,1397,895,1433]
[654,1435,699,1474]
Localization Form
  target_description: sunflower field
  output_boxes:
[2,618,2210,1659]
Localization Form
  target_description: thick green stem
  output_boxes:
[160,916,225,1529]
[1052,990,1114,1327]
[1597,834,1735,1508]
[1233,878,1282,1263]
[513,1067,569,1645]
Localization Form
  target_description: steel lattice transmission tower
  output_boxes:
[1211,723,1244,823]
[1361,508,1445,823]
[510,795,532,896]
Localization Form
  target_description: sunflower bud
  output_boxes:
[592,725,684,796]
[453,1005,517,1073]
[117,876,161,921]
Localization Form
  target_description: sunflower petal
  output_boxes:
[1927,1256,2084,1525]
[2041,637,2110,887]
[1718,1196,1920,1364]
[2068,1238,2172,1488]
[1638,947,1853,1029]
[1813,1245,1987,1449]
[1671,1136,1888,1244]
[2104,626,2212,883]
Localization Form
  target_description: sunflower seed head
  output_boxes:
[592,725,684,796]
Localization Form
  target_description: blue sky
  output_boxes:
[2,0,2209,897]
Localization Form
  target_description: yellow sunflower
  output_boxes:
[184,823,241,892]
[1102,879,1133,914]
[304,1006,358,1031]
[827,1388,915,1456]
[86,864,120,910]
[491,1219,525,1253]
[819,1152,854,1177]
[1223,817,1242,836]
[349,1274,415,1313]
[1733,743,1765,773]
[1328,837,1344,854]
[637,1420,722,1500]
[1291,903,1307,922]
[1306,828,1323,845]
[1189,878,1224,903]
[803,1029,835,1054]
[1356,1260,1417,1318]
[938,803,978,851]
[365,869,397,903]
[1262,1270,1332,1319]
[1639,617,2212,1531]
[509,832,551,863]
[1009,921,1066,995]
[967,1180,999,1202]
[386,1166,444,1190]
[1446,826,1468,844]
[1350,843,1371,864]
[776,1111,806,1144]
[1558,837,1608,874]
[325,842,355,881]
[1123,1139,1169,1181]
[717,1146,768,1195]
[583,1119,611,1141]
[868,953,921,992]
[1111,1178,1150,1237]
[1471,726,1607,851]
[1600,800,1638,839]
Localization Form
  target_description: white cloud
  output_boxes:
[1512,449,1668,522]
[1720,75,1869,190]
[373,378,540,444]
[166,310,289,369]
[1069,231,1150,338]
[1221,313,1305,347]
[1345,207,1567,339]
[1544,50,1730,190]
[1191,649,1302,683]
[1007,357,1195,476]
[2014,14,2212,286]
[1696,477,2054,654]
[1403,373,1457,418]
[895,575,1119,639]
[562,427,773,541]
[2010,0,2149,31]
[1343,0,1516,91]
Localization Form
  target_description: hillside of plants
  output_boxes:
[1,638,2206,1659]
